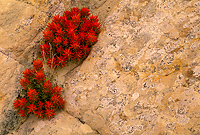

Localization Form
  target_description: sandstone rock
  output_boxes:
[0,53,25,135]
[1,0,200,134]
[15,111,99,135]
[0,0,122,134]
[63,0,200,134]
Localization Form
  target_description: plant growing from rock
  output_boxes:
[13,58,65,119]
[40,7,101,68]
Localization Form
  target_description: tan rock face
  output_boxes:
[0,0,121,134]
[15,111,98,135]
[64,0,200,134]
[1,0,200,134]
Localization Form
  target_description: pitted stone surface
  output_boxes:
[15,111,99,135]
[64,0,200,134]
[0,0,122,134]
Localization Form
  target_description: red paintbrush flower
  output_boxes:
[58,98,65,109]
[90,15,99,22]
[79,32,87,41]
[63,39,68,46]
[14,97,27,109]
[43,29,54,41]
[22,69,34,79]
[52,14,62,23]
[51,94,60,106]
[80,7,90,18]
[33,58,43,71]
[47,57,56,68]
[56,45,63,53]
[71,41,80,50]
[54,36,62,44]
[20,77,30,88]
[52,85,62,96]
[38,101,44,110]
[71,14,81,25]
[35,71,45,83]
[18,108,26,117]
[57,56,66,68]
[81,44,91,56]
[64,10,70,17]
[45,107,55,119]
[70,7,80,16]
[40,42,50,58]
[27,103,37,114]
[87,30,97,44]
[55,27,65,37]
[43,80,52,93]
[62,48,73,61]
[45,101,54,110]
[80,20,91,32]
[75,50,83,61]
[36,109,44,118]
[27,88,38,102]
[47,22,61,32]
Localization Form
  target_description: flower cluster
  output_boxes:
[13,59,65,119]
[40,7,101,68]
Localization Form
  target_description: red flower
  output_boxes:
[51,94,65,109]
[90,15,99,22]
[66,28,76,37]
[64,10,70,17]
[45,101,54,110]
[43,29,54,41]
[51,94,60,105]
[33,58,43,71]
[75,50,83,61]
[47,57,56,68]
[35,71,45,83]
[71,14,81,25]
[58,98,65,109]
[27,103,37,114]
[80,7,90,18]
[71,41,80,50]
[80,20,91,32]
[79,32,87,41]
[81,44,91,56]
[20,77,29,88]
[40,42,50,57]
[62,48,73,61]
[36,109,44,118]
[45,108,55,119]
[27,88,38,102]
[38,101,44,109]
[18,108,26,117]
[43,80,52,93]
[56,28,65,37]
[57,56,66,68]
[14,98,27,109]
[54,36,62,44]
[47,22,60,32]
[63,39,68,46]
[87,30,97,44]
[56,45,63,53]
[52,14,62,23]
[22,69,33,79]
[52,85,62,95]
[70,7,80,16]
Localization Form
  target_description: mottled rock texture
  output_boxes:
[0,0,120,134]
[64,0,200,134]
[1,0,200,134]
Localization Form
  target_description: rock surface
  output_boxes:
[0,0,121,134]
[1,0,200,134]
[64,0,200,134]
